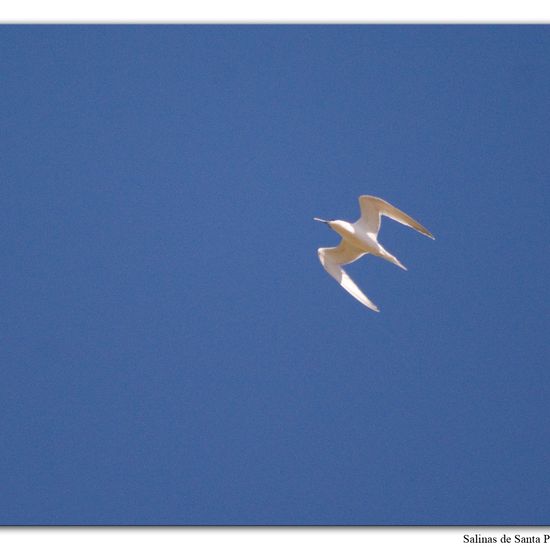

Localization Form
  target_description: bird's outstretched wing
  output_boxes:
[318,241,379,312]
[357,195,435,239]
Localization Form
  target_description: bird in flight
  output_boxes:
[314,195,434,312]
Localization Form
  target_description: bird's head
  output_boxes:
[314,218,346,233]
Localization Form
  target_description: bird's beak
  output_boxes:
[313,217,330,224]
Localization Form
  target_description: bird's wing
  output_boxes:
[318,241,379,312]
[357,195,434,239]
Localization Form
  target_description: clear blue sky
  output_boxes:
[1,25,548,525]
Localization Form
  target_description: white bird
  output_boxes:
[314,195,434,312]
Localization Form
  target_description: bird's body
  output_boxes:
[315,195,434,312]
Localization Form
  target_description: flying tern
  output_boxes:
[314,195,434,312]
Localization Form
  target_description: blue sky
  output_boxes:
[1,25,548,525]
